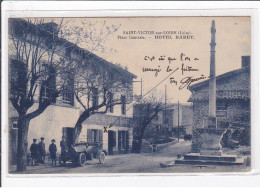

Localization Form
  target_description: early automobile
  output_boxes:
[59,142,106,166]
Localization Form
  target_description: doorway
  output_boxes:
[118,130,129,154]
[108,130,116,155]
[62,127,75,147]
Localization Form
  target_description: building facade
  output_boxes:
[8,19,136,164]
[188,56,250,152]
[133,103,193,143]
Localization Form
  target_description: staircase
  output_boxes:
[175,153,244,166]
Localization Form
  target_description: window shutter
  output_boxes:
[49,66,57,103]
[70,76,74,106]
[87,129,92,143]
[99,129,103,149]
[113,131,116,147]
[70,90,74,106]
[126,131,129,151]
[118,131,121,151]
[95,130,99,143]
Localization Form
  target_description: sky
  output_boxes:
[48,17,251,103]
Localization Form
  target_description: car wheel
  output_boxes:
[99,152,105,164]
[78,153,86,166]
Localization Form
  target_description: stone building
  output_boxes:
[188,56,250,152]
[8,19,136,164]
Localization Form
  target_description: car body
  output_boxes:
[59,142,106,166]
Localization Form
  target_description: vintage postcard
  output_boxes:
[5,16,251,175]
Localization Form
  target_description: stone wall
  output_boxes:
[191,99,250,153]
[192,101,208,130]
[191,128,203,153]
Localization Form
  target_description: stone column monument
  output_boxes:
[174,20,243,166]
[209,20,216,121]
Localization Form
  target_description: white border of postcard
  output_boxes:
[1,1,260,187]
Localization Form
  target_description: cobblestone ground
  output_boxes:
[9,140,250,174]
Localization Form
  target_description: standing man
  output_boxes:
[38,137,46,164]
[49,139,57,166]
[60,136,68,166]
[30,139,38,166]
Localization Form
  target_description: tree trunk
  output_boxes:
[137,127,145,153]
[16,113,30,172]
[74,122,83,145]
[73,111,91,145]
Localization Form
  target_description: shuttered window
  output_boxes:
[62,73,74,106]
[87,129,103,146]
[108,92,114,113]
[118,131,129,152]
[92,130,99,143]
[121,95,126,115]
[92,88,99,108]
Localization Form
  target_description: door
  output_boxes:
[108,130,116,155]
[118,131,129,154]
[62,127,74,147]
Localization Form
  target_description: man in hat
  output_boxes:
[38,137,46,164]
[30,139,39,166]
[49,139,57,166]
[60,136,68,165]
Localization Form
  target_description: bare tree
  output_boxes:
[8,18,78,171]
[133,92,164,153]
[9,18,121,171]
[73,58,134,144]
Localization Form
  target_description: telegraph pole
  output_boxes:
[164,85,167,124]
[141,78,143,98]
[177,100,180,142]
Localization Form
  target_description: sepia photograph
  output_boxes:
[6,16,251,175]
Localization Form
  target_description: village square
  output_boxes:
[7,17,251,174]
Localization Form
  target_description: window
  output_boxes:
[91,130,99,143]
[118,131,126,150]
[121,95,126,115]
[108,92,114,113]
[12,121,18,130]
[41,65,56,102]
[10,60,27,96]
[62,89,73,103]
[92,88,99,108]
[62,74,74,105]
[42,82,50,100]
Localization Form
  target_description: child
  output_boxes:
[38,137,46,163]
[30,139,38,166]
[49,139,57,166]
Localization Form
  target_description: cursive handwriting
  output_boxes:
[179,75,207,90]
[181,64,199,75]
[142,66,161,77]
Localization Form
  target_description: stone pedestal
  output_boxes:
[174,124,244,166]
[199,128,225,156]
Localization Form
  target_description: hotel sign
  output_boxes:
[84,114,133,128]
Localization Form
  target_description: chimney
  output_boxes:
[241,56,250,68]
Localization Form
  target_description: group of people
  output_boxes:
[30,136,68,166]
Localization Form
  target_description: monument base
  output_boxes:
[200,150,223,156]
[199,128,226,156]
[175,153,244,166]
[175,127,244,166]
